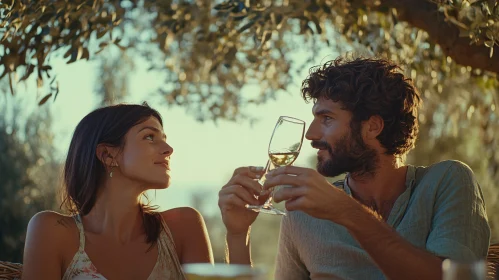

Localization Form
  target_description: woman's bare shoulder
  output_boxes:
[26,211,78,245]
[29,210,75,229]
[159,207,212,263]
[160,207,208,239]
[160,207,204,225]
[23,212,80,278]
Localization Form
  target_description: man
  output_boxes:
[218,57,490,279]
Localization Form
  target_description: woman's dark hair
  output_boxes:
[302,56,421,156]
[61,103,163,245]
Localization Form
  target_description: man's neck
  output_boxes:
[347,155,408,220]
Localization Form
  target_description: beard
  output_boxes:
[312,127,379,178]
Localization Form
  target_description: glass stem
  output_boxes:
[263,196,273,207]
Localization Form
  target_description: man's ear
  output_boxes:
[96,144,118,167]
[364,115,384,140]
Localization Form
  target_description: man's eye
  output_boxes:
[145,134,154,141]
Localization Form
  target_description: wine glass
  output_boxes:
[182,263,265,280]
[441,259,487,280]
[246,116,305,216]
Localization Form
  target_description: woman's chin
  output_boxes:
[156,181,170,189]
[146,178,171,190]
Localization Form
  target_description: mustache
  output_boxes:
[311,140,330,150]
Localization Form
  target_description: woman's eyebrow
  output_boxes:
[138,126,167,140]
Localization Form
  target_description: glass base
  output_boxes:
[246,204,286,216]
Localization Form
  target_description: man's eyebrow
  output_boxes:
[138,126,167,139]
[314,109,336,116]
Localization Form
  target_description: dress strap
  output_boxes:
[72,214,85,251]
[158,216,187,279]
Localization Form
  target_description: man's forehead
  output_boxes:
[312,98,342,113]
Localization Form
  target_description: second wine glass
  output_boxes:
[246,116,305,216]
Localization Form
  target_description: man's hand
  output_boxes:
[263,166,357,224]
[218,166,268,235]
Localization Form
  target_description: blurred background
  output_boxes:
[1,0,498,278]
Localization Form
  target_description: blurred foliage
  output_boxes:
[0,86,60,262]
[0,47,131,261]
[0,0,498,121]
[435,0,499,56]
[95,49,133,106]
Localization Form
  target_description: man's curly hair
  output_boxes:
[301,57,421,156]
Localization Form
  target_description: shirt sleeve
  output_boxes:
[426,160,491,261]
[275,212,310,280]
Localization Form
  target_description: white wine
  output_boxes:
[182,263,264,280]
[185,274,253,280]
[269,151,299,167]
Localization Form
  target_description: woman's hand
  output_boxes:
[218,166,268,235]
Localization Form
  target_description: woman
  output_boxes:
[22,103,213,279]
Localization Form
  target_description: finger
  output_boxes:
[249,165,266,174]
[227,169,264,182]
[232,166,250,177]
[273,186,307,203]
[266,166,310,177]
[262,174,303,190]
[284,196,308,212]
[228,175,264,195]
[219,185,259,205]
[219,193,248,211]
[232,166,266,177]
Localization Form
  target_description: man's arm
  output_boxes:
[266,163,490,280]
[267,166,441,279]
[342,205,443,280]
[340,161,490,280]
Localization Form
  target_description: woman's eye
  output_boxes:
[145,134,154,141]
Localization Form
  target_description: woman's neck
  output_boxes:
[84,178,145,244]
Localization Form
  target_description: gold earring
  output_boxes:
[109,161,118,178]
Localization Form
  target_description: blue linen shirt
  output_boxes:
[274,160,491,280]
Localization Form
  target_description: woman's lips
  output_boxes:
[155,162,170,170]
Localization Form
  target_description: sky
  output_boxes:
[12,47,338,212]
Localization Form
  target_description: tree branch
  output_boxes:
[380,0,499,74]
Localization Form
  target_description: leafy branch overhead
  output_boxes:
[0,0,498,120]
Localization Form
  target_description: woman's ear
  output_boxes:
[96,144,117,167]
